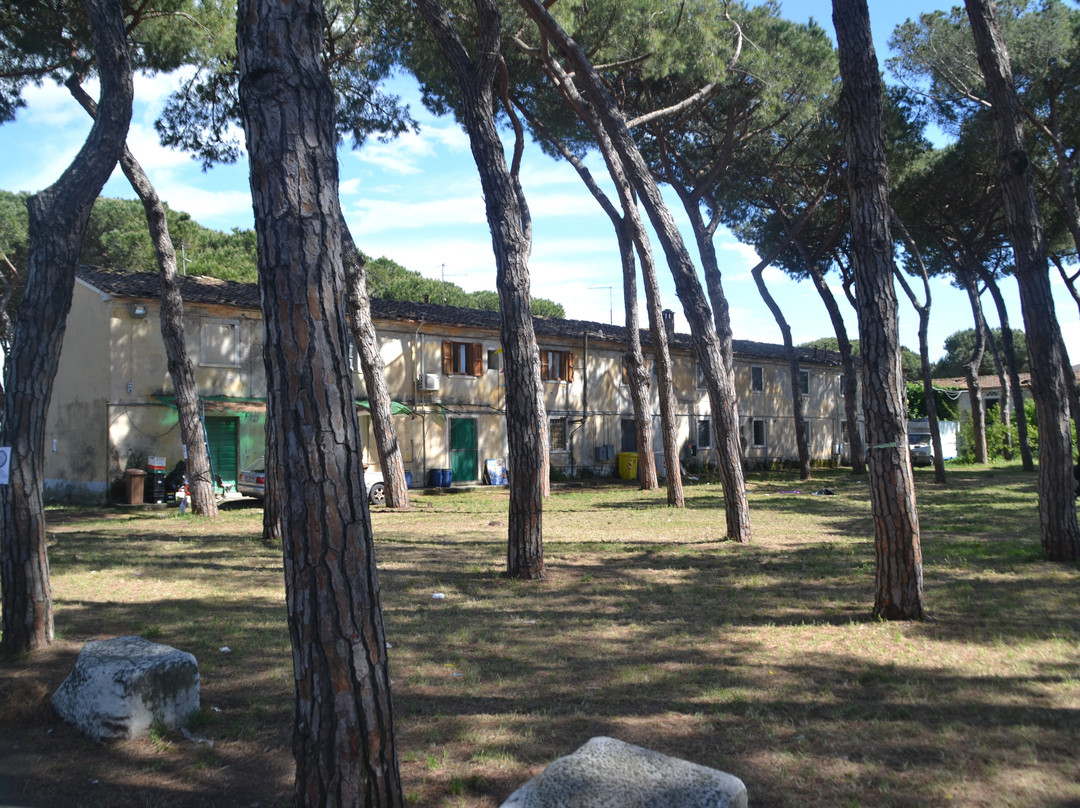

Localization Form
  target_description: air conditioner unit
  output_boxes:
[420,373,440,392]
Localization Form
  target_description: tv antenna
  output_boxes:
[588,285,613,325]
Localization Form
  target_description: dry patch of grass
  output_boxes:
[1,465,1078,807]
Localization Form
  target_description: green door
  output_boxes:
[450,417,478,483]
[205,416,239,488]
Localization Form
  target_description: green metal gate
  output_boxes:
[450,417,478,483]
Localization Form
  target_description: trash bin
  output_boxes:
[405,471,413,489]
[125,468,146,505]
[427,468,453,488]
[617,452,638,480]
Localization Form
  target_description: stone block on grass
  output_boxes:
[499,736,747,808]
[52,635,200,743]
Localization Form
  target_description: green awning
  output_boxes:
[356,399,413,417]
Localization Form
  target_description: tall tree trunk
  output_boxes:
[965,0,1080,561]
[515,105,658,490]
[340,221,409,508]
[834,0,925,620]
[261,406,283,548]
[0,0,133,656]
[520,0,747,537]
[803,254,867,476]
[890,214,947,483]
[236,2,403,805]
[416,0,546,577]
[983,322,1012,445]
[620,226,658,490]
[750,263,811,480]
[979,271,1033,470]
[67,79,218,517]
[517,61,681,504]
[960,264,989,464]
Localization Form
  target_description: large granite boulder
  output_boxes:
[52,636,200,743]
[499,736,747,808]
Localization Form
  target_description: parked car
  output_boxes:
[237,456,386,504]
[237,457,266,499]
[909,434,934,467]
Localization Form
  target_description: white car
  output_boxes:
[238,457,386,504]
[237,457,266,499]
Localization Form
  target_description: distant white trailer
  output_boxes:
[908,418,958,461]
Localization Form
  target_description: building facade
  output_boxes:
[44,267,856,503]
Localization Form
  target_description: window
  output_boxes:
[549,417,568,451]
[201,319,240,367]
[542,349,574,382]
[442,341,483,376]
[487,348,502,373]
[697,418,712,449]
[751,365,764,392]
[752,419,767,448]
[695,363,706,389]
[800,369,810,396]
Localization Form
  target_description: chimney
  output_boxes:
[662,309,675,342]
[423,294,429,304]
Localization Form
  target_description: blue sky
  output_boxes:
[1,0,1077,363]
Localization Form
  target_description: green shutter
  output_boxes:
[205,416,239,487]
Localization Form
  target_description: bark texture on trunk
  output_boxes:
[965,0,1080,562]
[834,0,925,620]
[340,221,409,508]
[0,0,133,656]
[67,79,218,518]
[619,231,658,491]
[237,2,403,804]
[416,0,546,577]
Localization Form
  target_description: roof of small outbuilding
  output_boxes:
[77,265,845,367]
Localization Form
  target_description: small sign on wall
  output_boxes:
[0,447,10,485]
[148,456,167,471]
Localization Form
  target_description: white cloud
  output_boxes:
[16,81,89,128]
[353,124,469,175]
[345,195,488,235]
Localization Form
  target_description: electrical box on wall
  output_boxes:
[420,373,440,392]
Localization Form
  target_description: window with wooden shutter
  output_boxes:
[541,349,574,382]
[470,343,483,376]
[443,341,483,376]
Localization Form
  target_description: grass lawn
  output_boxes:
[1,464,1078,807]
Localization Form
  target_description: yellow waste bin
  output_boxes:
[617,452,638,480]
